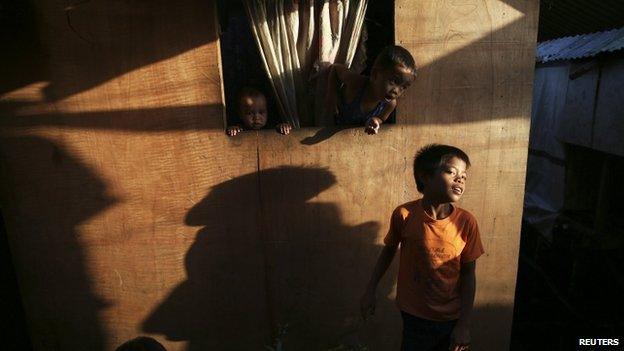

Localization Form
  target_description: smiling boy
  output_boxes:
[361,144,485,351]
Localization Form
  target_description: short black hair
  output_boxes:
[236,86,266,113]
[115,337,167,351]
[237,86,265,102]
[413,144,471,193]
[372,45,417,73]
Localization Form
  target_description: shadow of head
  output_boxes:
[142,166,386,350]
[185,166,337,226]
[143,166,339,349]
[115,336,167,351]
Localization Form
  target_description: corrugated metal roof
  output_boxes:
[536,27,624,62]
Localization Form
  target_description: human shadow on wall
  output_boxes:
[0,136,115,350]
[142,166,396,351]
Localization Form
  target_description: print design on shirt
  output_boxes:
[413,237,460,304]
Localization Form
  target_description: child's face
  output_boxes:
[423,157,468,203]
[239,95,268,130]
[371,64,415,103]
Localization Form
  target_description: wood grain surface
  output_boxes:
[0,0,538,350]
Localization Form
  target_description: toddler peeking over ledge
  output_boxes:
[226,87,292,136]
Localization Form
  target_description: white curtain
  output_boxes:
[244,0,368,127]
[317,0,367,68]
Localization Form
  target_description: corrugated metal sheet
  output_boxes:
[537,27,624,62]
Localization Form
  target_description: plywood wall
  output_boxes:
[0,0,538,350]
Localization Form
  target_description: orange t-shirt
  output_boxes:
[384,200,485,321]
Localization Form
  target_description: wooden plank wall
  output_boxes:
[0,0,538,350]
[591,58,624,157]
[552,58,624,157]
[557,61,599,148]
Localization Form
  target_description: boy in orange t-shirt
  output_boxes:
[361,144,485,351]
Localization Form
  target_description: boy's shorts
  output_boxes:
[401,311,458,351]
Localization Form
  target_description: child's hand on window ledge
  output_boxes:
[276,122,292,135]
[365,117,382,135]
[226,125,243,136]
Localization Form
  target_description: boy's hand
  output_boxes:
[276,122,292,135]
[364,117,382,135]
[449,323,471,351]
[226,125,243,136]
[360,287,376,320]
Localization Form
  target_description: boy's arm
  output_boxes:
[376,99,398,122]
[366,244,398,290]
[365,100,397,135]
[361,244,398,319]
[450,260,477,350]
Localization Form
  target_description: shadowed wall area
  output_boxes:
[0,0,538,350]
[0,136,115,350]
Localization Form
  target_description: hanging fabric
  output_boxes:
[318,0,367,68]
[244,0,368,127]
